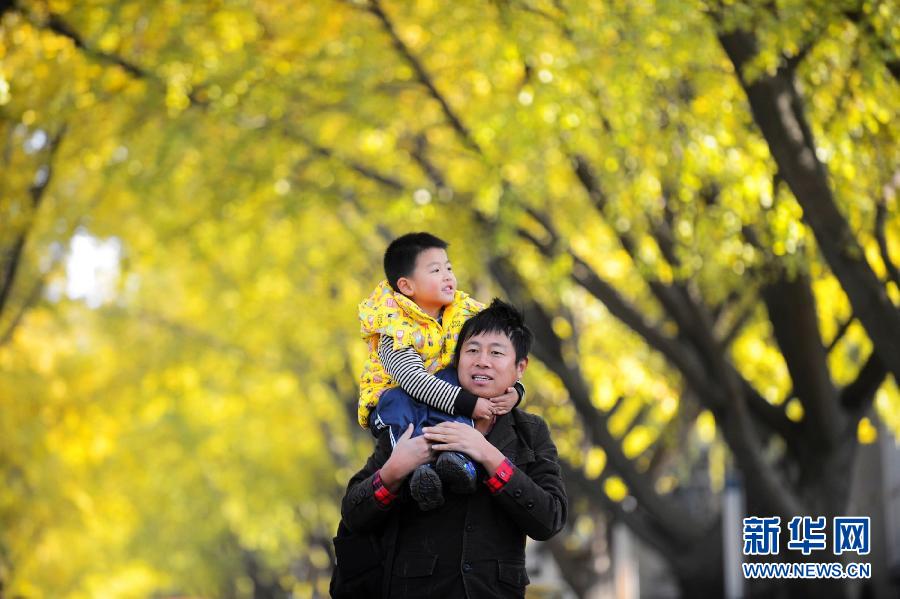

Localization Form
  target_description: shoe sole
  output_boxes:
[435,453,477,495]
[410,465,444,511]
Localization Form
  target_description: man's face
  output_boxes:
[457,330,527,398]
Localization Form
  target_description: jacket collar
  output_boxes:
[487,412,518,453]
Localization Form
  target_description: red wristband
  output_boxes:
[373,470,398,506]
[484,458,515,494]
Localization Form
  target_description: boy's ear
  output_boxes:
[396,277,414,297]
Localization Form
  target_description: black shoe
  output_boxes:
[409,464,444,511]
[435,451,477,495]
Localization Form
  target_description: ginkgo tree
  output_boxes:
[1,0,898,597]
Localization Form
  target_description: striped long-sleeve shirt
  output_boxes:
[377,334,525,417]
[377,334,478,416]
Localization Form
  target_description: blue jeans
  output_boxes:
[369,368,473,447]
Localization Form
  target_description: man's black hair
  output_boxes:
[454,298,533,364]
[383,232,449,293]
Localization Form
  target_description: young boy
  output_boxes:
[358,232,523,510]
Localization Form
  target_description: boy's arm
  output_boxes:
[513,381,526,407]
[377,334,481,418]
[490,381,527,416]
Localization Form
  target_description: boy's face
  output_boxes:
[457,330,527,398]
[396,247,457,318]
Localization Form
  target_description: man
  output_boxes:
[334,299,567,598]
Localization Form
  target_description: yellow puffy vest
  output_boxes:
[357,280,484,429]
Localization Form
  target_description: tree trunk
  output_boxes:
[718,28,900,388]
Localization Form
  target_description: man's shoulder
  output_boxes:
[511,408,550,434]
[511,408,543,424]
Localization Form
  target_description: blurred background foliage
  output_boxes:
[1,0,898,597]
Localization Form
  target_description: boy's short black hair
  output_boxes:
[454,298,533,364]
[383,232,449,293]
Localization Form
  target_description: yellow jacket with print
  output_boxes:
[357,280,484,429]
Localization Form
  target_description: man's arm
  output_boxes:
[341,433,394,533]
[341,424,433,533]
[377,334,486,418]
[423,418,567,541]
[488,417,567,541]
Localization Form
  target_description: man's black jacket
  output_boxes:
[334,408,567,599]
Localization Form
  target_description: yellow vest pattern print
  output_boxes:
[357,280,484,429]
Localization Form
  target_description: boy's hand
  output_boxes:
[472,397,494,420]
[489,387,518,416]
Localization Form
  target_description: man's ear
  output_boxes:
[516,357,528,379]
[396,277,414,296]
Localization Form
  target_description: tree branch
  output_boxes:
[716,22,900,387]
[516,210,713,397]
[568,155,732,387]
[821,34,863,134]
[559,461,678,558]
[825,313,855,354]
[709,396,803,520]
[521,179,800,519]
[643,398,703,479]
[840,351,888,415]
[0,126,64,320]
[408,132,448,190]
[18,6,208,107]
[365,0,483,155]
[844,4,900,82]
[281,128,407,191]
[525,208,798,455]
[739,379,798,445]
[0,233,29,322]
[0,277,44,347]
[875,171,900,290]
[569,252,711,395]
[762,271,842,445]
[719,295,756,348]
[44,13,147,78]
[650,192,681,268]
[489,255,705,543]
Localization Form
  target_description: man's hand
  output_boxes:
[472,397,494,420]
[423,422,506,473]
[380,424,433,492]
[489,387,518,416]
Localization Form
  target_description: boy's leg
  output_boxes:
[427,368,479,494]
[371,386,431,445]
[372,369,470,439]
[372,386,444,511]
